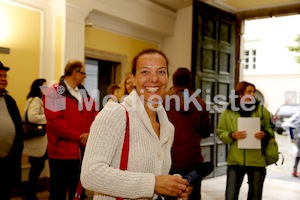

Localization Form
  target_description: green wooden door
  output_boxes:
[192,1,237,177]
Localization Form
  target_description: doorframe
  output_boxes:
[235,4,300,84]
[85,47,128,83]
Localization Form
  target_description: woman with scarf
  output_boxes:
[217,81,274,200]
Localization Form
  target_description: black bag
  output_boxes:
[23,122,46,139]
[22,98,46,139]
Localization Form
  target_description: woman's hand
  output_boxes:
[254,131,265,140]
[232,131,247,140]
[154,175,188,197]
[176,185,193,200]
[80,132,89,146]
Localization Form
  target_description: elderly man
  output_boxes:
[0,61,23,200]
[44,60,98,200]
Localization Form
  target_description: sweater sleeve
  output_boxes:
[81,102,155,199]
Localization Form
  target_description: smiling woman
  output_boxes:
[81,48,193,200]
[131,49,169,108]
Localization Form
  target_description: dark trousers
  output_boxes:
[293,156,300,172]
[169,168,202,200]
[0,157,14,200]
[25,153,47,200]
[48,158,80,200]
[225,165,266,200]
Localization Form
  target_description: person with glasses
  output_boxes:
[43,60,98,200]
[0,61,23,200]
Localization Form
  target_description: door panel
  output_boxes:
[192,1,237,177]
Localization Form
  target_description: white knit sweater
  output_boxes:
[81,90,174,200]
[22,97,47,157]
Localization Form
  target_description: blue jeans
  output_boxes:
[226,165,266,200]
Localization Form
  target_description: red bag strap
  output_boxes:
[74,181,83,200]
[119,105,130,170]
[75,105,130,200]
[116,105,130,200]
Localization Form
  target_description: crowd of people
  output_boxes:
[0,47,289,200]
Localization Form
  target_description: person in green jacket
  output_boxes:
[217,81,274,200]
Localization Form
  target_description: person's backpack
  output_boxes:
[258,105,284,166]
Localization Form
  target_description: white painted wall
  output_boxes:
[243,14,300,114]
[163,6,193,88]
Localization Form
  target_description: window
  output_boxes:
[284,91,297,104]
[244,49,257,70]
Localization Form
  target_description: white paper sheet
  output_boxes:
[237,117,261,149]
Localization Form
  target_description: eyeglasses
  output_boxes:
[76,71,86,75]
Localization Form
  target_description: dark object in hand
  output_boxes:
[157,162,214,200]
[183,162,214,186]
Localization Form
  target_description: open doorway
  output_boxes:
[241,14,300,178]
[242,14,300,115]
[84,58,121,110]
[84,48,127,110]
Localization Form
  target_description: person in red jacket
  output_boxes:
[165,67,212,200]
[43,60,98,200]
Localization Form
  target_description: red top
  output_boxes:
[43,79,98,159]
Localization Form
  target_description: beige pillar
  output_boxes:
[49,0,91,78]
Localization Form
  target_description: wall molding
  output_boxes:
[85,47,128,80]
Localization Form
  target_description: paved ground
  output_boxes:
[201,131,300,200]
